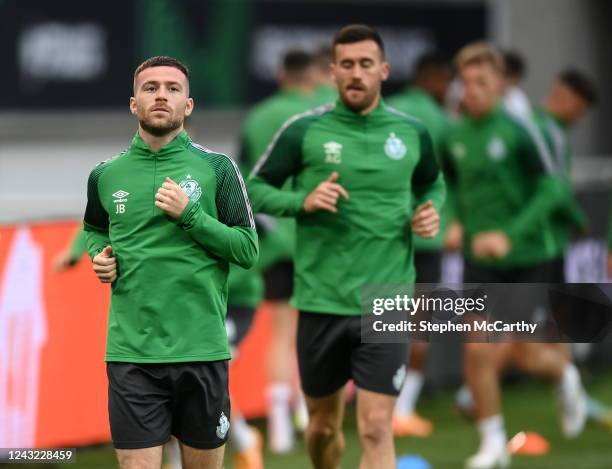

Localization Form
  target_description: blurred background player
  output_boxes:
[442,43,587,469]
[237,48,320,453]
[249,24,444,469]
[312,45,338,104]
[387,52,452,438]
[455,65,598,420]
[534,68,597,278]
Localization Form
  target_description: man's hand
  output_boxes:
[472,231,511,259]
[303,171,349,213]
[444,222,463,251]
[411,200,440,238]
[607,252,612,278]
[155,177,190,219]
[92,245,117,284]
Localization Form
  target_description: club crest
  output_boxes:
[179,175,202,202]
[384,132,407,160]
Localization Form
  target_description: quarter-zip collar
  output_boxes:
[129,129,191,157]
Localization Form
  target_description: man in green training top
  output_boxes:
[443,43,587,469]
[387,52,452,438]
[238,49,320,453]
[249,24,445,469]
[84,56,258,469]
[532,68,597,280]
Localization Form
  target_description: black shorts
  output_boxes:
[414,250,443,283]
[226,306,256,349]
[463,259,561,283]
[463,259,562,325]
[263,261,293,301]
[107,361,230,450]
[550,256,566,283]
[297,311,408,398]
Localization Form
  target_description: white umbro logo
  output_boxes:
[112,190,129,199]
[323,141,343,164]
[112,190,129,214]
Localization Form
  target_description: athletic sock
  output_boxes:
[395,369,424,416]
[267,382,293,451]
[477,414,506,451]
[559,363,581,395]
[229,415,255,453]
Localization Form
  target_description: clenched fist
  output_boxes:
[155,177,190,218]
[472,231,511,259]
[93,245,117,283]
[411,200,440,238]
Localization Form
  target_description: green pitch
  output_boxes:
[25,370,612,468]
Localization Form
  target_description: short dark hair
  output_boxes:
[503,50,526,80]
[332,24,385,57]
[134,56,190,83]
[282,49,314,74]
[558,68,598,105]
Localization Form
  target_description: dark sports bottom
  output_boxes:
[463,258,566,325]
[297,311,408,398]
[263,260,294,301]
[463,258,563,283]
[107,361,230,449]
[414,250,443,284]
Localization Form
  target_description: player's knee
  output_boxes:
[307,420,340,438]
[358,408,392,446]
[307,418,342,444]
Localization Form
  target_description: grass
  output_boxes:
[14,370,612,468]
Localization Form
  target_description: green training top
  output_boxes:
[248,99,445,315]
[387,87,450,252]
[532,108,588,258]
[442,105,566,268]
[238,87,329,260]
[84,130,258,363]
[228,88,323,308]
